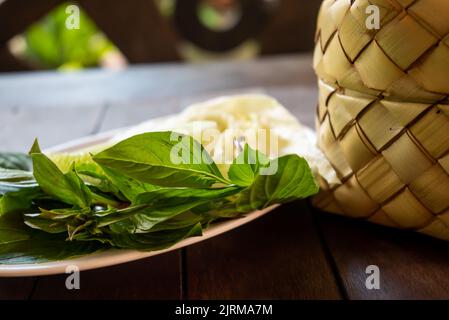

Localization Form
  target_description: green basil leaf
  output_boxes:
[0,227,31,245]
[134,186,241,206]
[0,232,105,264]
[0,187,43,217]
[0,212,31,245]
[23,215,67,234]
[75,162,124,199]
[0,163,38,208]
[110,222,202,250]
[36,207,90,220]
[107,186,241,233]
[93,132,228,188]
[22,206,93,234]
[145,212,207,233]
[236,154,319,212]
[30,140,91,208]
[100,166,161,203]
[0,200,33,245]
[228,144,269,186]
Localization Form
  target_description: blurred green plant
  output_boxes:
[15,0,256,69]
[23,3,117,70]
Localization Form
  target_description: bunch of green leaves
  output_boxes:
[23,3,115,70]
[0,132,318,264]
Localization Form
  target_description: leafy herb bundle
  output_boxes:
[0,132,318,264]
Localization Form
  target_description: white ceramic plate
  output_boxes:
[0,129,278,277]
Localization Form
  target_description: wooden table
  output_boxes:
[1,54,449,300]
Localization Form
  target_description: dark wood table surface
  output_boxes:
[1,54,449,300]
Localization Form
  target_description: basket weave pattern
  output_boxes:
[314,0,449,103]
[313,0,449,240]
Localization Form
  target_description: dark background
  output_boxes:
[0,0,322,72]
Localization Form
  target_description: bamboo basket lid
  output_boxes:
[314,0,449,103]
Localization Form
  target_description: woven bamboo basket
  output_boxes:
[314,0,449,103]
[312,0,449,240]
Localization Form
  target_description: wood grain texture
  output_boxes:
[0,277,36,300]
[258,0,322,55]
[0,104,105,152]
[31,252,181,300]
[187,202,342,299]
[78,0,180,63]
[0,55,316,108]
[315,210,449,300]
